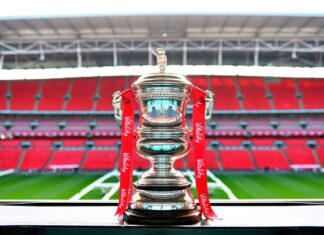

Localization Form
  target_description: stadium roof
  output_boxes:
[0,15,323,41]
[1,0,324,19]
[0,0,323,40]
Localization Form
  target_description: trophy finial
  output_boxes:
[151,48,167,73]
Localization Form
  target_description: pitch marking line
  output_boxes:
[101,182,120,200]
[69,170,118,201]
[0,169,14,177]
[207,170,238,200]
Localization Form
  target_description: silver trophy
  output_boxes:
[113,48,214,224]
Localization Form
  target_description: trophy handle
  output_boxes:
[205,90,214,121]
[112,90,122,123]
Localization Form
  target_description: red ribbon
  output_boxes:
[115,89,135,219]
[192,86,218,221]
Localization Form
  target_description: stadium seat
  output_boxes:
[188,76,209,90]
[267,79,300,110]
[10,81,39,110]
[285,148,317,165]
[186,149,218,170]
[62,139,87,147]
[0,140,22,170]
[210,77,241,110]
[133,152,150,170]
[238,77,270,110]
[38,79,70,111]
[316,148,324,166]
[218,138,243,146]
[96,77,126,111]
[66,78,98,111]
[47,150,84,170]
[219,149,255,170]
[19,148,52,171]
[252,149,291,170]
[298,79,324,109]
[82,149,118,170]
[0,81,7,110]
[251,138,276,146]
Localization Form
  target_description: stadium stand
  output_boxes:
[47,150,84,171]
[210,77,241,110]
[238,77,271,110]
[10,81,39,110]
[188,76,209,90]
[1,75,324,172]
[1,77,324,112]
[96,77,126,111]
[266,79,300,110]
[298,79,324,109]
[0,140,22,170]
[0,81,7,110]
[82,149,118,170]
[252,149,291,170]
[219,149,255,170]
[38,79,70,111]
[66,78,98,111]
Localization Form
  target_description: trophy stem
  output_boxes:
[150,157,174,175]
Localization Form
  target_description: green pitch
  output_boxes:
[1,172,324,200]
[0,174,102,200]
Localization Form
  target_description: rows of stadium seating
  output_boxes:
[1,76,324,111]
[1,118,323,138]
[1,138,323,172]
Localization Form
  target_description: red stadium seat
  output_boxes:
[94,139,118,147]
[219,149,255,170]
[210,77,241,110]
[47,150,84,170]
[0,81,7,110]
[316,148,324,166]
[186,149,218,170]
[238,77,270,110]
[96,77,126,111]
[38,79,70,111]
[267,79,300,110]
[298,79,324,109]
[133,152,150,170]
[19,149,52,171]
[251,138,276,146]
[252,149,291,170]
[62,139,86,147]
[0,140,21,170]
[219,138,243,146]
[66,78,98,111]
[10,81,39,110]
[285,148,317,165]
[188,76,209,90]
[82,149,118,170]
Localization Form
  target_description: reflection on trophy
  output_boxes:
[113,48,215,224]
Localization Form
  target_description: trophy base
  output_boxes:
[124,206,202,225]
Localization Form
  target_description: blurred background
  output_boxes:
[0,0,324,201]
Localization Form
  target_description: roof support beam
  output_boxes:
[0,54,4,69]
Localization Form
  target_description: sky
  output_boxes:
[0,0,323,20]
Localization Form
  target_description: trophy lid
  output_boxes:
[131,48,192,88]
